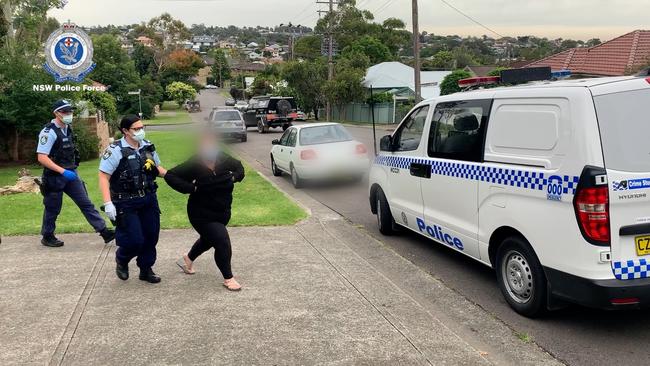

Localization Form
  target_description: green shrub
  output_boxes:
[73,121,100,161]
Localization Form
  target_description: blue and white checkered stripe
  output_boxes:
[375,155,580,195]
[613,259,650,280]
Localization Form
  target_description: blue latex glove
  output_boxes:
[62,169,78,181]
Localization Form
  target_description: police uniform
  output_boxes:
[37,120,108,241]
[100,137,162,272]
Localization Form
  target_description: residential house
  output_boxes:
[135,36,153,47]
[193,35,217,49]
[363,62,452,99]
[524,30,650,76]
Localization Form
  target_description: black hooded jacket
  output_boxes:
[164,154,245,225]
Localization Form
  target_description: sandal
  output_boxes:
[175,255,195,275]
[223,278,242,291]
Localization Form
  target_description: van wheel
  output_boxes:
[495,236,547,317]
[376,188,396,235]
[271,157,282,177]
[257,120,268,134]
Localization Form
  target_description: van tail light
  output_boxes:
[574,186,610,244]
[266,114,277,121]
[356,144,367,154]
[611,297,640,305]
[300,149,317,160]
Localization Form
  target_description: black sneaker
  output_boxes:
[99,228,115,244]
[116,262,129,281]
[139,268,161,284]
[41,235,64,247]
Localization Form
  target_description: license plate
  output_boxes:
[635,235,650,256]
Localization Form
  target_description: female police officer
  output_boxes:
[98,115,167,283]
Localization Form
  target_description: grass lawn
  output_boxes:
[0,131,307,236]
[145,101,193,125]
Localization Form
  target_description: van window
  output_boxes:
[428,99,492,162]
[594,88,650,172]
[393,105,429,151]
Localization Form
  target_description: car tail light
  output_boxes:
[356,144,367,154]
[645,77,650,84]
[611,297,640,305]
[300,149,317,160]
[574,186,610,243]
[266,114,277,120]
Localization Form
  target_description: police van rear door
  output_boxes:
[593,78,650,280]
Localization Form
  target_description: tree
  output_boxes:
[166,81,197,107]
[210,49,231,87]
[282,60,327,119]
[160,49,204,88]
[323,62,366,120]
[293,35,322,60]
[132,43,156,76]
[342,35,392,65]
[134,13,191,74]
[439,69,471,96]
[424,50,454,70]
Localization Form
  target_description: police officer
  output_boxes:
[37,99,115,247]
[98,115,167,283]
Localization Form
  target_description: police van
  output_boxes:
[369,70,650,316]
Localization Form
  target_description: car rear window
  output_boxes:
[594,88,650,172]
[213,111,240,121]
[299,125,353,146]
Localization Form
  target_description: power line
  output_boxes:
[292,1,316,22]
[373,0,395,15]
[438,0,505,38]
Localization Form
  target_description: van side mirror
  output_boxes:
[379,135,394,152]
[271,139,280,145]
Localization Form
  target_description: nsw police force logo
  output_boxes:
[44,22,95,82]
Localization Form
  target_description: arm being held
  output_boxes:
[164,160,197,194]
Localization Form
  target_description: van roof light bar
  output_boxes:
[457,76,500,88]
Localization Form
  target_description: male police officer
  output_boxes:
[98,115,167,283]
[37,100,115,247]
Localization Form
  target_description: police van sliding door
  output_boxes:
[384,105,431,232]
[420,100,493,260]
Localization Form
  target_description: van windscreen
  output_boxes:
[594,88,650,172]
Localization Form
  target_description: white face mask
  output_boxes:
[132,129,146,142]
[61,114,73,125]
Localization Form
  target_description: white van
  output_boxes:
[369,75,650,316]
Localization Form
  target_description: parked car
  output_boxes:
[207,108,247,142]
[186,100,201,113]
[225,98,236,106]
[295,111,307,121]
[369,72,650,317]
[205,84,218,89]
[270,123,369,188]
[243,96,298,133]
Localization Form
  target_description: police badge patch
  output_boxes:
[40,135,48,145]
[44,22,95,82]
[102,149,112,160]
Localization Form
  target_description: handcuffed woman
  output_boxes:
[164,133,245,291]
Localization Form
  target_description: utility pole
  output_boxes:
[412,0,421,102]
[317,0,336,121]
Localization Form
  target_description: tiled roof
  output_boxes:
[525,30,650,76]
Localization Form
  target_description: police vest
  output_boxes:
[109,140,158,199]
[43,122,80,175]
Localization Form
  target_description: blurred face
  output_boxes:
[198,132,220,162]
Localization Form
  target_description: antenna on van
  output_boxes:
[370,85,378,156]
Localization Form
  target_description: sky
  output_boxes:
[49,0,650,41]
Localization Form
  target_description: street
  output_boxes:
[196,89,650,366]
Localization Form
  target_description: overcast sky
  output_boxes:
[50,0,649,41]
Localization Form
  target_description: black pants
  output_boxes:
[188,221,233,279]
